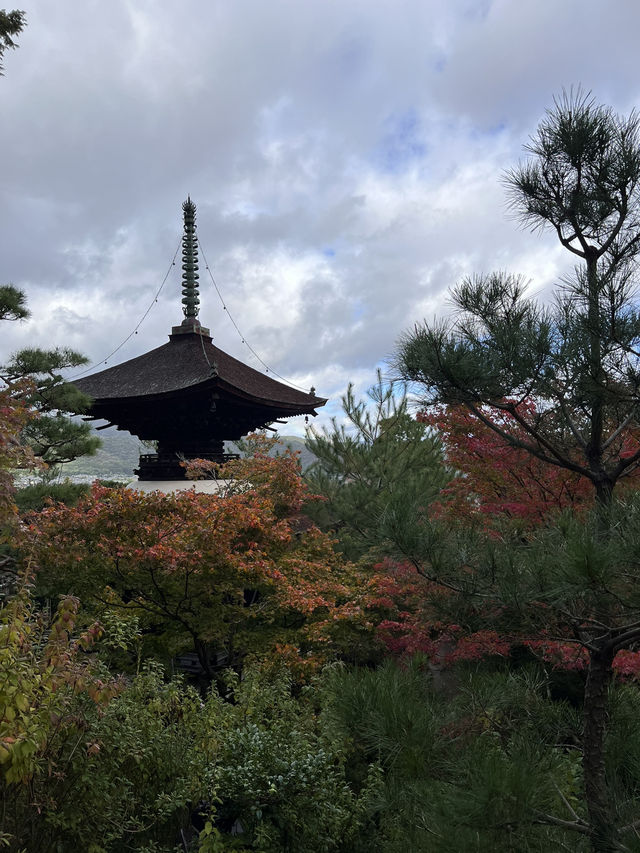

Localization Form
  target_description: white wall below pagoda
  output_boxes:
[130,478,233,495]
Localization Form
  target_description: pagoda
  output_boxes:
[73,199,326,480]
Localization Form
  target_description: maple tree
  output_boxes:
[23,444,366,679]
[421,403,596,528]
[368,558,640,680]
[421,403,640,529]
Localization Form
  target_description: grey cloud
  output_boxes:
[1,0,638,430]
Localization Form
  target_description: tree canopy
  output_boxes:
[397,91,640,508]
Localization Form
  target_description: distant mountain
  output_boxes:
[264,435,317,471]
[61,427,317,481]
[62,428,141,480]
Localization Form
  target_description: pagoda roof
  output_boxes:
[74,329,325,415]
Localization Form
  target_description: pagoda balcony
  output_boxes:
[136,451,240,481]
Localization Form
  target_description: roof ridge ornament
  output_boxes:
[181,196,200,321]
[172,197,210,338]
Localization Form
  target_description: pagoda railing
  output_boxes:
[136,452,240,481]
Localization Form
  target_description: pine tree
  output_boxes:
[0,286,100,469]
[0,285,29,321]
[305,370,448,559]
[0,9,25,75]
[395,92,640,851]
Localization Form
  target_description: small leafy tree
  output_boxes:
[0,578,208,852]
[23,450,365,679]
[395,92,640,850]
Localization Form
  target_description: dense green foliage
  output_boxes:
[323,660,589,852]
[306,371,448,559]
[0,581,200,853]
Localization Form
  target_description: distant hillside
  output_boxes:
[61,427,317,481]
[63,428,141,480]
[262,436,317,471]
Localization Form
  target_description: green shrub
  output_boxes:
[14,479,89,512]
[198,665,380,853]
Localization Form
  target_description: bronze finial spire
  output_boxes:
[171,198,210,339]
[181,196,200,321]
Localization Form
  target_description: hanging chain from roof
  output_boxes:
[66,237,182,381]
[197,237,315,395]
[65,199,318,400]
[181,197,200,320]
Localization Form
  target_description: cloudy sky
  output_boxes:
[2,0,639,436]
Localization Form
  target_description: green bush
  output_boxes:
[321,660,588,852]
[14,479,89,512]
[198,665,380,853]
[0,586,205,853]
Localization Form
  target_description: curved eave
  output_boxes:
[213,376,327,416]
[73,332,326,415]
[80,377,325,416]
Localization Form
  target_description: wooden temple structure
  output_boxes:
[73,199,326,480]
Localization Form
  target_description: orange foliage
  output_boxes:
[22,446,367,673]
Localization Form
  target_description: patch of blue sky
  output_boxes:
[462,0,492,23]
[351,301,366,322]
[321,237,351,260]
[468,120,508,141]
[485,120,507,137]
[433,55,447,74]
[375,108,428,174]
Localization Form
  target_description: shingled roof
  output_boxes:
[74,329,325,414]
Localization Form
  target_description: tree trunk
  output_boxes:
[594,479,614,511]
[583,644,617,852]
[586,251,604,481]
[194,637,213,680]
